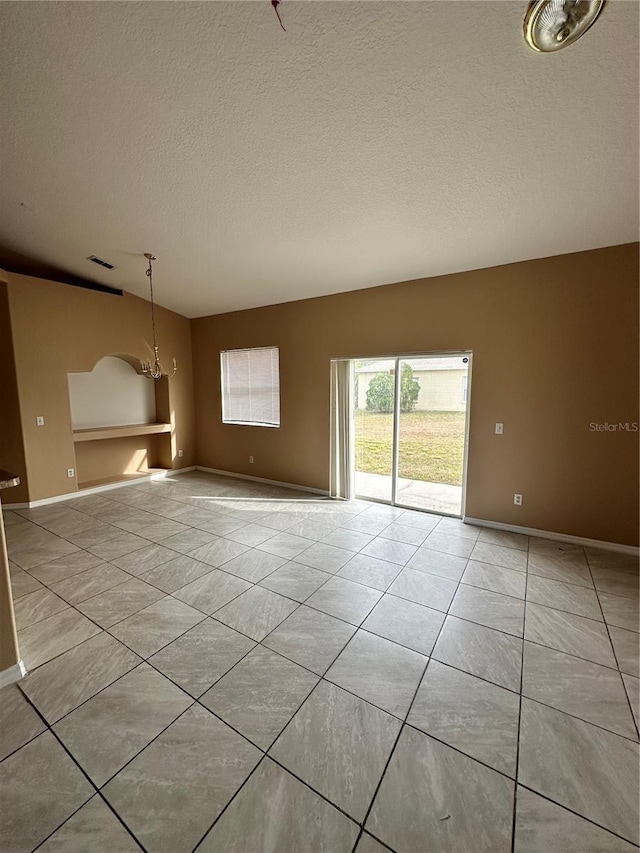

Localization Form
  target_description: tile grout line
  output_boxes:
[510,540,531,853]
[89,698,204,792]
[584,552,640,742]
[189,743,371,853]
[190,650,412,852]
[15,689,148,853]
[514,781,640,848]
[349,540,471,853]
[518,546,640,846]
[186,756,268,852]
[16,651,141,732]
[184,550,446,850]
[525,595,620,626]
[184,574,417,853]
[70,558,254,632]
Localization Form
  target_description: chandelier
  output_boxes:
[140,253,177,379]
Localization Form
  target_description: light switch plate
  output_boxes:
[495,423,504,435]
[36,416,45,426]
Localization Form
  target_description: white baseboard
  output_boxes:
[196,466,330,497]
[0,660,27,689]
[9,465,632,555]
[464,517,639,556]
[4,467,197,509]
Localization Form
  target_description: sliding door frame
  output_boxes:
[391,357,402,507]
[353,350,472,519]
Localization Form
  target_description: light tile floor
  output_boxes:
[1,471,638,852]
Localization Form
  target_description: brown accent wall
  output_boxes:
[192,243,640,547]
[5,273,196,503]
[0,278,29,503]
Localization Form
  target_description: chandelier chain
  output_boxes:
[146,257,159,354]
[140,252,177,379]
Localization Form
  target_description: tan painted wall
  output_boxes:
[192,243,640,547]
[0,279,29,504]
[5,273,195,503]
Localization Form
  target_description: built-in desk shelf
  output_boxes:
[72,423,172,443]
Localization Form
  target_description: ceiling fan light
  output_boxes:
[524,0,606,52]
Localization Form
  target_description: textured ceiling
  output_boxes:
[0,1,638,318]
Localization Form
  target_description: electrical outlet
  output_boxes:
[249,456,254,464]
[178,449,184,457]
[67,468,75,478]
[514,493,523,506]
[36,416,45,426]
[495,423,504,435]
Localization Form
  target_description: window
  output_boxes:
[220,347,280,427]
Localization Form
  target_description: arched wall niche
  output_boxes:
[67,351,146,375]
[68,354,157,429]
[106,352,145,374]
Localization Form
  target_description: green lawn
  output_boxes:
[355,410,466,486]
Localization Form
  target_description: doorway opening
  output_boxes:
[353,353,471,516]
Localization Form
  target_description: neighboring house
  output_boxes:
[356,357,468,412]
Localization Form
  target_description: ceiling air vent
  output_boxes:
[87,255,115,270]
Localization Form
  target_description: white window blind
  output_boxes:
[220,347,280,427]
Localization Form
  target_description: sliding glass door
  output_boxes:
[354,353,471,516]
